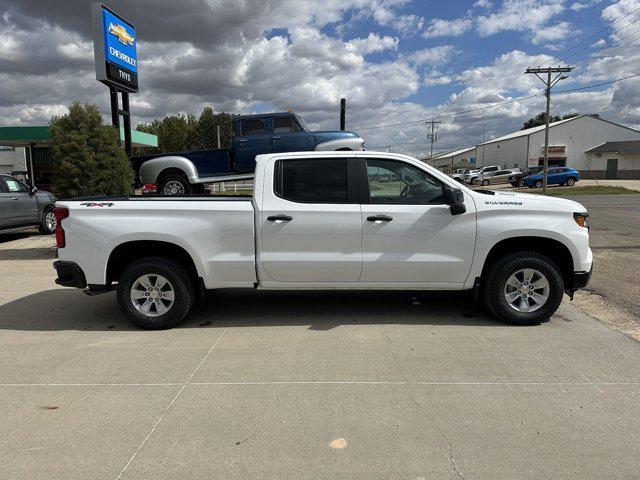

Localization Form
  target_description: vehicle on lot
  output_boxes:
[0,174,57,234]
[379,173,390,183]
[53,151,592,330]
[449,169,470,183]
[508,167,543,187]
[130,112,365,195]
[473,168,520,186]
[524,167,581,188]
[465,165,499,184]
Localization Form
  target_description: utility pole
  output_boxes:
[217,125,221,149]
[426,120,441,163]
[340,98,346,131]
[524,66,573,194]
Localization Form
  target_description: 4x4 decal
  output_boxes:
[80,202,115,207]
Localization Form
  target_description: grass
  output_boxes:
[513,185,636,196]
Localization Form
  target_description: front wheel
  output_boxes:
[565,177,576,186]
[38,207,56,234]
[117,257,195,329]
[482,252,564,325]
[535,180,543,188]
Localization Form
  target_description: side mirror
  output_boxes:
[30,186,38,195]
[443,187,466,216]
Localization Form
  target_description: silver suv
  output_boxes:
[0,175,57,234]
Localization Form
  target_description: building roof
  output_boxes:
[433,146,475,160]
[478,115,640,147]
[478,116,580,146]
[585,140,640,154]
[0,125,158,148]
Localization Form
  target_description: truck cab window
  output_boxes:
[241,119,266,136]
[275,159,348,203]
[273,117,302,133]
[366,159,445,205]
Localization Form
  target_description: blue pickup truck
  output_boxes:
[131,112,365,195]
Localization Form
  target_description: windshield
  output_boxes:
[295,115,310,131]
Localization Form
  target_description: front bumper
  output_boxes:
[53,260,87,288]
[565,265,593,299]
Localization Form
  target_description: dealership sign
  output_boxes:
[92,3,138,92]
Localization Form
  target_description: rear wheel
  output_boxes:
[482,252,564,325]
[117,257,195,329]
[38,207,56,234]
[481,179,490,186]
[535,180,543,188]
[159,173,192,196]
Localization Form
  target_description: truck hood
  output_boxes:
[472,189,587,213]
[312,131,360,142]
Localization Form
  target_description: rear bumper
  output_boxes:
[53,260,87,288]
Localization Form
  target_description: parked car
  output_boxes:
[466,165,499,184]
[379,173,390,183]
[449,169,470,183]
[0,174,57,234]
[130,112,365,195]
[474,169,520,186]
[524,167,581,188]
[508,167,543,187]
[53,151,592,330]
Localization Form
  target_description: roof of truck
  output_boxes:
[236,112,299,120]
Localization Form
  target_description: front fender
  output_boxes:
[139,156,200,184]
[314,137,365,151]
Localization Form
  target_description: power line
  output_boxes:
[355,73,639,132]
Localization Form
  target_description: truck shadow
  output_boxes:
[0,289,507,331]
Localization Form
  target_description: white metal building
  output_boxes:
[475,115,640,179]
[428,146,476,172]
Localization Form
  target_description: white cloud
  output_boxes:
[474,0,493,9]
[476,0,569,43]
[423,17,473,38]
[408,45,457,66]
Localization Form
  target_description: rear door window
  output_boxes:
[241,119,267,136]
[275,158,352,204]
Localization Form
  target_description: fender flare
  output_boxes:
[138,156,200,185]
[314,137,365,151]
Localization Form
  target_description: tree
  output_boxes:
[522,112,580,130]
[50,102,134,198]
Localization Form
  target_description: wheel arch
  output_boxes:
[139,156,199,185]
[106,240,201,287]
[480,236,574,287]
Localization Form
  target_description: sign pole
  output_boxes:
[109,85,120,144]
[121,91,132,156]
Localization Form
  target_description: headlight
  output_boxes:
[573,212,590,229]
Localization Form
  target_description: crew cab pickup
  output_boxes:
[130,112,364,195]
[53,151,592,329]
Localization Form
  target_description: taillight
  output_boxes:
[53,207,69,248]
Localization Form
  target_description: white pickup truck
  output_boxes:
[52,151,592,329]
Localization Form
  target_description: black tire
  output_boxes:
[515,179,524,187]
[38,206,56,235]
[535,180,543,188]
[158,173,192,196]
[481,179,489,186]
[566,177,576,186]
[482,251,564,326]
[116,257,195,329]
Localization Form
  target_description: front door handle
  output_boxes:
[267,214,293,222]
[367,214,393,222]
[272,136,280,141]
[12,197,20,201]
[238,139,248,143]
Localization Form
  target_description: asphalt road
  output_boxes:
[566,194,640,320]
[1,226,640,479]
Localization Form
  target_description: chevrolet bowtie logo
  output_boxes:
[108,23,134,46]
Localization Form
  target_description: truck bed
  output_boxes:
[56,196,257,289]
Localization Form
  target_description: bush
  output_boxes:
[51,102,134,198]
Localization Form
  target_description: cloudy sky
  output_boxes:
[1,0,639,157]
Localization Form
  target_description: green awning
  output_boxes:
[0,125,158,148]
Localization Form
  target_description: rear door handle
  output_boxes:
[267,214,293,222]
[367,214,393,222]
[272,136,280,141]
[238,139,248,143]
[12,197,19,201]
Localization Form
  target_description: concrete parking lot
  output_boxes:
[1,196,639,479]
